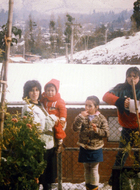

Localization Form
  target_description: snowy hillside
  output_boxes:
[39,32,140,65]
[73,32,140,64]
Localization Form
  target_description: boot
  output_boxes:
[91,187,98,190]
[86,183,98,190]
[86,187,98,190]
[86,183,90,190]
[43,183,51,190]
[90,185,98,190]
[108,175,112,186]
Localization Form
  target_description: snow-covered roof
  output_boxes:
[0,63,139,104]
[9,56,29,63]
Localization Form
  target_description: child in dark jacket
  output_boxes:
[40,79,67,151]
[72,95,109,190]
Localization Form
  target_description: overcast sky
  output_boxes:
[0,0,136,14]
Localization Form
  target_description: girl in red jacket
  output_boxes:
[41,79,67,151]
[102,67,140,186]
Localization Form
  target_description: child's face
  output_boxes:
[126,71,139,86]
[29,86,40,103]
[85,100,98,115]
[45,86,56,97]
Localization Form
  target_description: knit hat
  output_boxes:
[44,79,60,93]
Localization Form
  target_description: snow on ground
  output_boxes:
[72,34,140,64]
[39,182,112,190]
[39,31,140,65]
[73,32,140,64]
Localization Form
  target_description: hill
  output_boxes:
[39,31,140,65]
[72,32,140,65]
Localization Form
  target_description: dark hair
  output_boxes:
[112,67,140,92]
[86,95,100,106]
[125,67,140,81]
[23,80,42,100]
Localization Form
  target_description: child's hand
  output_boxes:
[124,97,130,108]
[91,123,97,132]
[60,120,66,128]
[55,117,60,125]
[81,111,89,117]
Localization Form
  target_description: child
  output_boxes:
[72,95,109,190]
[102,66,140,186]
[41,78,67,151]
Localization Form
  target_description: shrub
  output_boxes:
[119,131,140,189]
[0,111,47,190]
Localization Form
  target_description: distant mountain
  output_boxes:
[0,0,134,15]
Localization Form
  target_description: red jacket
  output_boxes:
[40,79,67,120]
[40,79,67,139]
[103,92,139,129]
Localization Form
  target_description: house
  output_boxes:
[25,54,42,62]
[9,55,29,63]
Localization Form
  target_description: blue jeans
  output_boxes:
[114,127,139,167]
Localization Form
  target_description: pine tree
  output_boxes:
[49,19,56,54]
[56,16,63,52]
[35,25,44,54]
[24,15,37,54]
[131,0,140,30]
[64,14,75,43]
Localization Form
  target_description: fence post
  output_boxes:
[57,152,62,190]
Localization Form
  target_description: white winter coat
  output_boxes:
[22,103,57,149]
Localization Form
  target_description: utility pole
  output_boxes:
[70,25,74,63]
[105,28,108,44]
[85,35,89,51]
[65,43,70,63]
[70,24,80,64]
[23,40,25,59]
[0,0,14,164]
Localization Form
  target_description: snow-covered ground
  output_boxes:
[39,182,112,190]
[72,33,140,64]
[39,31,140,65]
